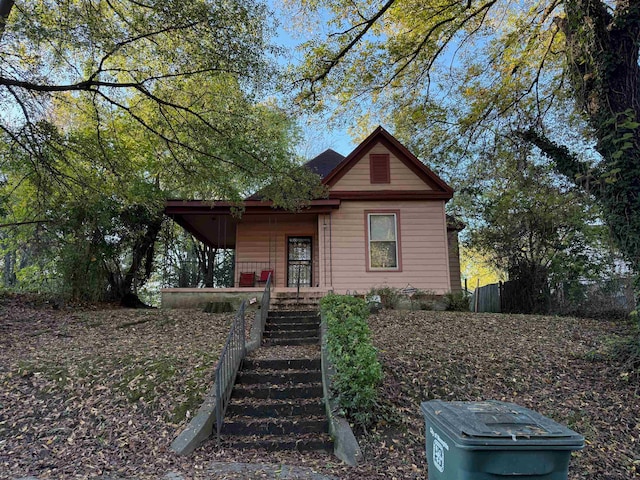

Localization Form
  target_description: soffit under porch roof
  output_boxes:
[164,199,341,249]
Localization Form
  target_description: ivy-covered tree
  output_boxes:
[289,0,640,308]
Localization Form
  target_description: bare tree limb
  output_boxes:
[305,0,397,85]
[0,219,51,228]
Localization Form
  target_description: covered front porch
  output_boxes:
[163,200,340,308]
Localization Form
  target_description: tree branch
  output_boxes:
[0,219,51,228]
[519,129,600,194]
[306,0,397,85]
[0,76,145,92]
[387,1,496,87]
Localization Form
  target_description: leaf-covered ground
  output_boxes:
[0,295,235,479]
[1,297,638,479]
[363,311,640,479]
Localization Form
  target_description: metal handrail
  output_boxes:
[214,300,246,443]
[258,272,272,335]
[214,272,272,443]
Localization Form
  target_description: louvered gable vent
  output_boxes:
[370,153,390,184]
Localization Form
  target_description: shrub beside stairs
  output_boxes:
[221,310,333,451]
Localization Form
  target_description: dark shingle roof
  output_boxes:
[246,149,346,200]
[304,149,345,180]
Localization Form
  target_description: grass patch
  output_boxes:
[117,318,155,329]
[17,360,70,385]
[170,351,219,423]
[605,328,640,380]
[116,355,181,403]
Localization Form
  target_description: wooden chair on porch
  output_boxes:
[257,269,274,286]
[239,272,255,287]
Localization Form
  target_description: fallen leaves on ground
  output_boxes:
[0,296,241,479]
[362,310,640,480]
[1,297,638,479]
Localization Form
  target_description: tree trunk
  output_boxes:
[195,242,217,288]
[3,250,16,286]
[121,213,164,297]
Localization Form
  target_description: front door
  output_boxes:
[287,236,312,287]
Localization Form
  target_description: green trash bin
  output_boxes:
[421,400,584,480]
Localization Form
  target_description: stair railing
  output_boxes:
[257,272,272,336]
[214,272,272,443]
[214,300,246,443]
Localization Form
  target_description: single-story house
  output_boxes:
[162,126,462,308]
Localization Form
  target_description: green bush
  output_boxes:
[368,286,400,309]
[444,291,471,311]
[320,294,383,427]
[606,327,640,380]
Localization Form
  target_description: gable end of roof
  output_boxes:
[322,126,454,197]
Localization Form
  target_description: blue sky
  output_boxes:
[269,2,358,159]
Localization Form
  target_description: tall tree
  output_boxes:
[0,0,324,204]
[0,85,314,300]
[289,0,640,305]
[1,0,328,300]
[469,149,614,313]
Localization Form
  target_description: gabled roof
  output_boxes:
[323,126,454,198]
[305,149,345,178]
[248,126,453,201]
[245,149,345,201]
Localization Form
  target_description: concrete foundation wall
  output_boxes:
[161,289,264,310]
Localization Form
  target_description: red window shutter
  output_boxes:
[370,154,390,183]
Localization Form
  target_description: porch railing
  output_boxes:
[214,300,246,443]
[213,271,272,443]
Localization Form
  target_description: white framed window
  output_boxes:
[367,212,401,270]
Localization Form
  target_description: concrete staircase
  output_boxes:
[221,310,332,452]
[263,311,321,345]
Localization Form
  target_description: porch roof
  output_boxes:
[164,199,341,248]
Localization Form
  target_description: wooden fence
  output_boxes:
[471,280,550,314]
[471,283,501,313]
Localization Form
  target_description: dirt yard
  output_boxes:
[0,296,637,479]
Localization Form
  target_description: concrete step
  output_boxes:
[222,435,333,452]
[242,358,321,370]
[263,329,318,339]
[271,293,325,299]
[262,337,319,346]
[264,319,320,332]
[231,385,323,400]
[225,401,325,418]
[265,322,319,331]
[237,370,322,385]
[270,302,321,310]
[222,419,328,436]
[267,310,318,319]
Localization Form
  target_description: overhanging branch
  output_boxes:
[519,129,600,194]
[0,219,51,228]
[305,0,397,86]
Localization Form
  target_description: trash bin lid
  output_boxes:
[421,400,584,447]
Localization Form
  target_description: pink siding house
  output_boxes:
[163,127,462,307]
